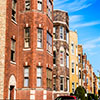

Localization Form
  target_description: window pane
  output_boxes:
[24,78,29,87]
[37,78,41,87]
[24,68,29,77]
[37,67,42,77]
[37,1,42,10]
[24,28,30,48]
[25,0,30,10]
[37,29,42,48]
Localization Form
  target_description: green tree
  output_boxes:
[75,86,86,100]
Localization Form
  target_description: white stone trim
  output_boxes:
[8,75,16,100]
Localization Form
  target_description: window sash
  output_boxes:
[25,0,30,10]
[72,62,74,73]
[24,78,29,87]
[37,29,42,48]
[47,32,52,53]
[24,28,30,48]
[60,51,64,65]
[37,1,42,10]
[60,26,64,39]
[60,77,64,90]
[37,78,42,87]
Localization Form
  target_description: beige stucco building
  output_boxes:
[69,30,79,93]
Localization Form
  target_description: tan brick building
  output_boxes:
[0,0,54,99]
[53,10,69,99]
[69,30,79,93]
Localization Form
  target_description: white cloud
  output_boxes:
[54,0,94,12]
[70,21,100,29]
[83,37,100,51]
[69,15,83,23]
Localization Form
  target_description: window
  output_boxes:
[53,27,56,39]
[25,0,30,10]
[24,27,30,48]
[37,67,42,87]
[24,67,29,87]
[72,62,74,74]
[53,76,56,91]
[71,43,74,54]
[37,28,43,48]
[47,0,52,19]
[76,64,78,75]
[53,51,56,65]
[11,39,16,62]
[60,51,64,66]
[66,53,69,68]
[37,0,42,11]
[66,78,69,92]
[79,70,81,79]
[60,77,64,91]
[83,74,85,83]
[83,61,85,68]
[47,68,52,90]
[87,78,88,84]
[66,30,69,43]
[12,0,17,21]
[47,31,52,53]
[60,26,64,39]
[78,54,81,63]
[72,82,75,93]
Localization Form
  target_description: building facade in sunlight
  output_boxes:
[78,45,83,86]
[0,0,54,99]
[93,72,98,95]
[0,0,6,99]
[82,54,94,93]
[53,10,69,99]
[69,30,79,93]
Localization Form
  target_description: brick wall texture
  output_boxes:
[0,0,7,99]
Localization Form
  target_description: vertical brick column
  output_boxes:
[0,0,6,99]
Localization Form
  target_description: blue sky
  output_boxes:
[54,0,100,76]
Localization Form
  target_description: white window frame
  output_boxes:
[72,82,75,93]
[66,53,69,68]
[60,77,64,91]
[37,67,42,87]
[25,0,30,10]
[71,42,74,55]
[60,47,64,66]
[37,28,43,48]
[24,27,30,48]
[72,61,75,74]
[60,26,64,40]
[24,67,29,87]
[37,0,42,11]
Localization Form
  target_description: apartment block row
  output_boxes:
[0,0,98,100]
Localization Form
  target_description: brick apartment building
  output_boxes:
[78,45,83,86]
[82,54,93,93]
[0,0,54,99]
[93,72,98,95]
[53,10,69,99]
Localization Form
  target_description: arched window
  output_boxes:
[8,75,16,100]
[60,47,64,66]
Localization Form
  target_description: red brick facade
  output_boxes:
[3,0,53,99]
